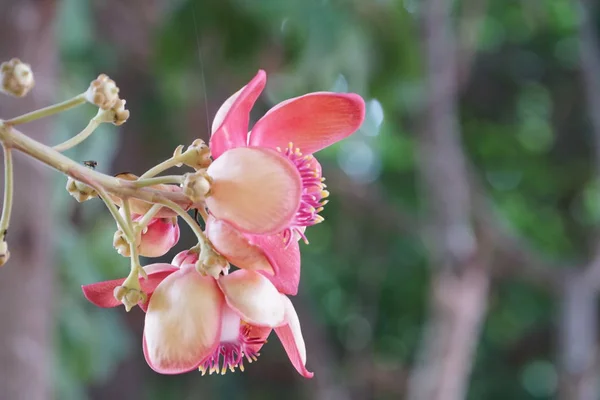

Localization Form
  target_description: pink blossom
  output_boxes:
[206,70,365,238]
[203,70,364,295]
[81,255,312,378]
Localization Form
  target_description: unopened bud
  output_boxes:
[66,177,97,202]
[0,58,34,97]
[113,285,147,312]
[172,247,200,267]
[184,139,212,170]
[195,247,229,278]
[0,240,9,267]
[86,74,119,110]
[111,99,130,126]
[182,170,212,203]
[113,229,131,257]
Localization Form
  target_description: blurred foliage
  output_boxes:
[49,0,600,398]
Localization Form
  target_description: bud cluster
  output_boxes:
[0,58,35,98]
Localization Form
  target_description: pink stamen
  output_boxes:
[277,143,328,246]
[198,324,264,375]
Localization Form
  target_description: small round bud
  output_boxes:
[195,247,229,279]
[0,240,9,267]
[0,58,35,97]
[184,139,212,170]
[86,74,119,110]
[66,177,97,202]
[111,99,130,126]
[113,285,147,312]
[113,229,132,257]
[182,170,212,203]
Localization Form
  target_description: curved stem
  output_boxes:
[121,198,135,239]
[0,144,13,239]
[53,118,100,152]
[95,185,133,240]
[132,175,183,188]
[139,154,190,179]
[156,197,206,245]
[197,206,209,224]
[135,204,163,233]
[5,94,87,125]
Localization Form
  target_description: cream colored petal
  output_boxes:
[206,147,302,235]
[218,269,285,327]
[144,267,224,374]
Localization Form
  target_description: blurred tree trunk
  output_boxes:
[557,272,598,400]
[407,0,490,399]
[0,1,57,399]
[558,1,600,399]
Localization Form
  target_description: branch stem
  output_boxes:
[0,144,13,239]
[4,94,87,125]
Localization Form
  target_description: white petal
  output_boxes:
[144,267,223,374]
[205,147,302,235]
[218,269,285,327]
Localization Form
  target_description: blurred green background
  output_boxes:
[1,0,599,399]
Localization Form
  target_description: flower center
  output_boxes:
[277,143,328,245]
[198,321,264,376]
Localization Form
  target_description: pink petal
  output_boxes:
[205,216,300,294]
[250,233,301,296]
[205,147,302,235]
[138,218,180,258]
[274,296,313,378]
[205,216,275,274]
[143,266,224,374]
[218,269,286,327]
[81,263,178,308]
[209,70,266,159]
[248,92,365,155]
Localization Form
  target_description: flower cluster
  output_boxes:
[0,65,364,378]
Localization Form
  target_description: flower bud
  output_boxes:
[195,247,229,278]
[182,170,212,203]
[0,240,9,267]
[113,229,136,257]
[113,285,147,312]
[136,216,180,258]
[172,248,200,267]
[183,139,212,170]
[66,177,97,202]
[0,58,34,97]
[111,98,130,126]
[86,74,119,110]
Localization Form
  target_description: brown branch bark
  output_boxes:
[0,1,57,399]
[407,0,490,399]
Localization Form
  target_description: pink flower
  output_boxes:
[203,71,364,294]
[81,253,313,378]
[135,215,180,258]
[205,70,365,237]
